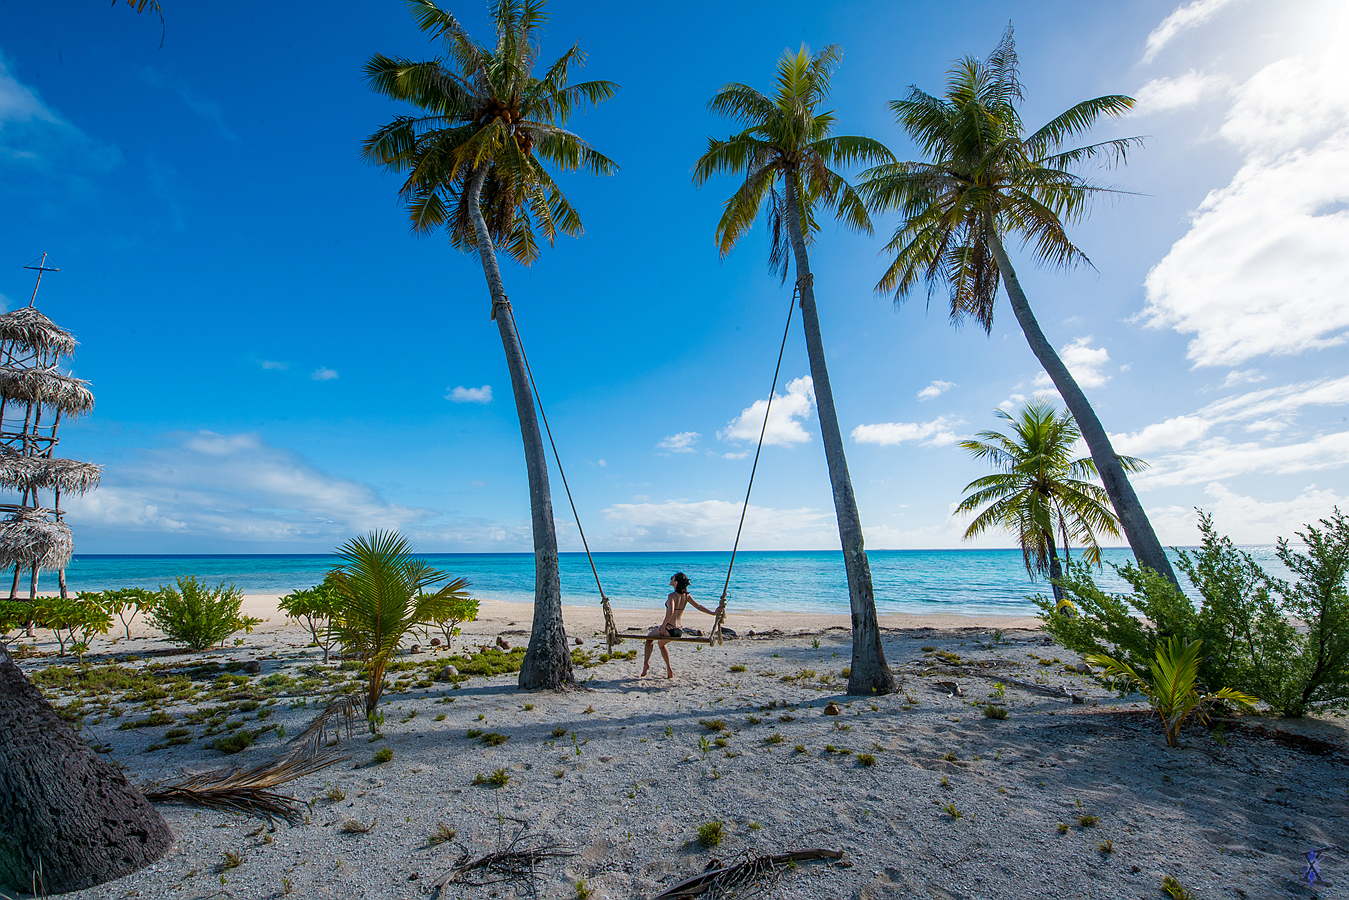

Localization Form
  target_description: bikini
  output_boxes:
[665,593,688,637]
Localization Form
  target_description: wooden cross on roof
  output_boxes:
[22,253,59,308]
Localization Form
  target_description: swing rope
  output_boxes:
[498,300,616,644]
[718,283,798,608]
[500,282,797,655]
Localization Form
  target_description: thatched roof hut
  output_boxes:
[0,307,77,358]
[0,366,94,416]
[0,450,100,496]
[0,509,73,572]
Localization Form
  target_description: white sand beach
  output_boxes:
[8,595,1346,900]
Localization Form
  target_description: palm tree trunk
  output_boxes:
[1043,528,1064,602]
[783,177,895,696]
[0,644,173,894]
[463,165,573,690]
[988,232,1178,586]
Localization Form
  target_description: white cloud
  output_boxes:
[1134,430,1349,489]
[1033,336,1112,392]
[139,67,239,142]
[656,431,700,453]
[1142,27,1349,366]
[852,415,963,448]
[997,393,1027,412]
[447,384,491,403]
[0,56,60,129]
[718,376,814,447]
[1133,70,1232,114]
[1147,482,1348,545]
[1222,369,1265,387]
[1110,415,1212,456]
[602,499,834,549]
[1142,0,1243,63]
[1199,374,1349,423]
[259,360,287,371]
[63,432,433,544]
[311,367,339,381]
[916,380,957,401]
[0,53,119,185]
[1107,374,1349,490]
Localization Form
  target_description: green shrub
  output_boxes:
[277,578,341,663]
[0,599,31,645]
[98,588,157,641]
[1263,513,1349,716]
[696,821,723,848]
[33,594,112,658]
[213,727,267,754]
[148,577,258,651]
[373,747,393,764]
[1041,510,1349,716]
[424,594,479,652]
[983,705,1008,720]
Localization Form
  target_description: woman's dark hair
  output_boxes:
[672,572,690,594]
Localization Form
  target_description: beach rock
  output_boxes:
[575,638,584,646]
[243,660,262,675]
[430,639,441,647]
[1075,663,1094,674]
[496,636,511,650]
[933,681,962,697]
[823,702,841,716]
[1071,693,1085,704]
[435,665,459,682]
[409,644,421,654]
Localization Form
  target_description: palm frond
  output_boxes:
[143,753,348,824]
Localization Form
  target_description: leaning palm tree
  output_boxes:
[956,402,1145,600]
[859,27,1178,585]
[363,0,616,688]
[693,45,897,695]
[327,530,470,730]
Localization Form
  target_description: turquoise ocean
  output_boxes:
[56,547,1288,617]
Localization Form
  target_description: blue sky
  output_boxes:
[1,0,1346,554]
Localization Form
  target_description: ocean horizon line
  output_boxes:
[68,545,1227,559]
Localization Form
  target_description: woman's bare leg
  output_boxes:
[642,637,656,676]
[659,640,673,678]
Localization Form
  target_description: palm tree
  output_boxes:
[363,0,616,688]
[956,402,1144,599]
[858,27,1178,586]
[327,531,471,730]
[694,45,897,695]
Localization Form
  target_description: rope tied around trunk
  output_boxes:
[490,296,511,321]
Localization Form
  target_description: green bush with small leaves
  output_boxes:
[148,577,258,651]
[696,821,723,848]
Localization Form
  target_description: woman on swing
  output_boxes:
[641,572,721,679]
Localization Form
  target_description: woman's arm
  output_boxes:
[687,596,719,616]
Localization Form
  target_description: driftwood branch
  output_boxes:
[652,848,844,899]
[430,817,575,900]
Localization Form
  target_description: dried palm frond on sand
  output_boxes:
[652,849,845,900]
[431,817,576,900]
[279,692,362,762]
[143,753,347,825]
